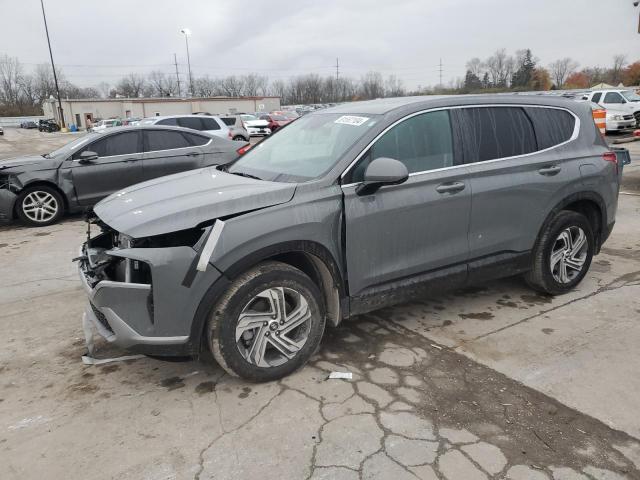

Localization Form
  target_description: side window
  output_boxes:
[183,132,210,146]
[177,117,204,130]
[603,92,624,104]
[458,107,536,163]
[144,130,192,151]
[591,92,602,104]
[349,110,454,183]
[200,117,221,130]
[75,132,140,158]
[157,118,178,126]
[220,117,235,127]
[524,107,576,150]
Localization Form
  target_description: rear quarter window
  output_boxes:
[183,132,210,146]
[524,107,576,150]
[458,107,537,163]
[201,117,221,130]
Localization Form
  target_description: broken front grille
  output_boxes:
[91,302,113,334]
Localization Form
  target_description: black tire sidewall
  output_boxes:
[210,265,325,382]
[539,212,594,294]
[15,186,64,227]
[232,135,244,141]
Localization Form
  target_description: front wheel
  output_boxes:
[525,210,594,295]
[208,261,326,382]
[15,186,64,227]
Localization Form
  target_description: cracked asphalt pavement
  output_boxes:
[1,130,640,479]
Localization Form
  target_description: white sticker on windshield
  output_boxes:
[334,115,369,126]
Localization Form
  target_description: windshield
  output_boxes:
[271,115,287,121]
[139,118,158,125]
[47,133,99,158]
[241,115,258,121]
[621,91,640,102]
[227,113,380,182]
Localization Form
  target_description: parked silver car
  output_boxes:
[139,115,241,141]
[79,95,620,382]
[219,116,250,142]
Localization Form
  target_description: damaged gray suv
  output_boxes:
[78,95,620,382]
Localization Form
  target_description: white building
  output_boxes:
[42,96,281,129]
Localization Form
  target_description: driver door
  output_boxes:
[341,109,472,296]
[69,130,144,205]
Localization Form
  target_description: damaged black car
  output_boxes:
[0,125,245,226]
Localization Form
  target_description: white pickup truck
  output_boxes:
[582,89,640,131]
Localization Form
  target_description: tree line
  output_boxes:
[1,50,639,116]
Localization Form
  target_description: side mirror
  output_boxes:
[78,150,98,163]
[355,157,409,196]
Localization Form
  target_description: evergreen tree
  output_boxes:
[512,49,536,88]
[463,70,483,92]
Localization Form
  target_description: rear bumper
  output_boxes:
[606,119,635,131]
[0,189,17,220]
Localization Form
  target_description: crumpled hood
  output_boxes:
[0,155,60,172]
[94,166,296,238]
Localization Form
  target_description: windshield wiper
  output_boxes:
[228,171,262,181]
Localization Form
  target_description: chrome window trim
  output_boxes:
[340,104,580,188]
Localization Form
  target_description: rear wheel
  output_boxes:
[525,210,594,295]
[15,185,64,227]
[232,135,245,141]
[207,261,325,382]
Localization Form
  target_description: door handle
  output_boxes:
[124,158,139,163]
[436,181,465,194]
[538,165,561,176]
[187,152,201,157]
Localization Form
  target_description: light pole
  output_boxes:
[180,28,194,97]
[40,0,64,128]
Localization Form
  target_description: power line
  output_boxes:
[438,58,443,86]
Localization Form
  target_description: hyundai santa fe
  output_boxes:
[78,95,620,382]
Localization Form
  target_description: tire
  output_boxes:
[207,261,326,382]
[232,135,245,142]
[525,210,594,295]
[15,185,64,227]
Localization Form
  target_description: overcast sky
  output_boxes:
[1,0,639,90]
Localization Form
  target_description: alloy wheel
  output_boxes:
[550,226,588,284]
[22,191,59,223]
[235,287,312,368]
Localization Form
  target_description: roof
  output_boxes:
[54,96,280,103]
[322,94,581,116]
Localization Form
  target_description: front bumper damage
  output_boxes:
[77,222,223,356]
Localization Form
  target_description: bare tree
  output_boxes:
[548,58,579,88]
[610,54,627,85]
[148,71,177,97]
[97,82,111,98]
[485,49,512,87]
[384,75,405,97]
[116,73,146,98]
[220,76,245,96]
[0,55,23,107]
[193,76,222,97]
[466,57,483,78]
[269,79,287,101]
[360,71,384,99]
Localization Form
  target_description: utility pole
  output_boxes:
[174,53,181,97]
[438,58,443,87]
[40,0,64,128]
[336,57,340,82]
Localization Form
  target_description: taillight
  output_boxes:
[236,144,252,155]
[603,151,618,174]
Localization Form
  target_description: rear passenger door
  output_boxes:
[141,129,205,180]
[342,109,472,295]
[454,106,579,268]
